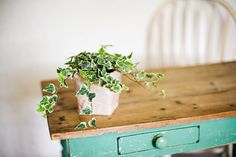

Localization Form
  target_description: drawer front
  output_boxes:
[68,117,236,157]
[117,126,199,155]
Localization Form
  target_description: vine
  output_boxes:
[37,45,165,129]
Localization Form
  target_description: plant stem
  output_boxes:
[123,74,155,94]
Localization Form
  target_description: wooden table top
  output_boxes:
[42,61,236,140]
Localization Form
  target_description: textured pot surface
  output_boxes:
[74,71,121,116]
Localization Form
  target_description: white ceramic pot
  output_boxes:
[74,71,121,115]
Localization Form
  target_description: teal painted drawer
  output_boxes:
[68,117,236,157]
[117,126,200,155]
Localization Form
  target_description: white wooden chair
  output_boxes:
[146,0,236,68]
[146,0,236,157]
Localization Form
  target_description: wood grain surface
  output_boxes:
[41,61,236,140]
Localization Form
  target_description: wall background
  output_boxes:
[0,0,235,156]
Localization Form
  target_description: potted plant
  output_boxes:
[37,45,165,129]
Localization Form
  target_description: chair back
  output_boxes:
[147,0,236,68]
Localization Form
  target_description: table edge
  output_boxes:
[50,110,236,140]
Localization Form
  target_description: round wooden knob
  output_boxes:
[153,135,167,149]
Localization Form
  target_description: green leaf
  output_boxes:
[115,59,136,73]
[104,61,112,69]
[43,83,56,94]
[78,61,91,70]
[36,105,44,112]
[82,106,93,115]
[49,94,58,104]
[58,72,67,87]
[39,96,50,108]
[99,79,106,87]
[100,66,107,76]
[156,73,165,80]
[122,84,129,91]
[98,44,112,54]
[37,94,57,116]
[87,71,97,82]
[146,73,156,79]
[79,70,87,78]
[115,59,124,67]
[76,84,89,96]
[57,67,77,87]
[135,71,145,79]
[98,48,105,54]
[48,107,54,113]
[127,52,133,59]
[88,117,96,127]
[124,61,136,71]
[87,93,96,102]
[45,103,51,110]
[97,57,106,65]
[90,60,97,69]
[75,122,87,130]
[111,83,122,93]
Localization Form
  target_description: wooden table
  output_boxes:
[41,61,236,157]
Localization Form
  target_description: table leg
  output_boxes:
[233,143,236,157]
[61,140,68,157]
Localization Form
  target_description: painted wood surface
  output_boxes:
[68,117,236,157]
[41,61,236,140]
[117,126,199,154]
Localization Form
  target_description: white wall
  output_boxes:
[0,0,164,156]
[0,0,235,157]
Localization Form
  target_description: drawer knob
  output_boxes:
[153,135,167,149]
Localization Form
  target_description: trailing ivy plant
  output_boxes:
[37,45,165,129]
[37,83,57,118]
